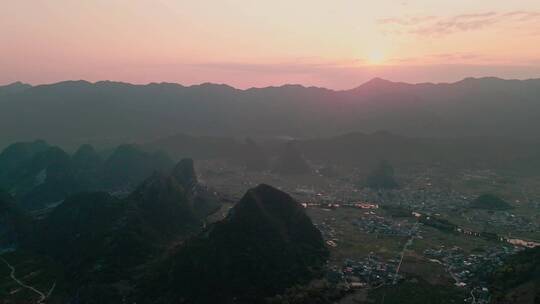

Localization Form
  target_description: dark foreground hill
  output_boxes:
[2,77,540,148]
[30,159,221,302]
[141,184,329,304]
[2,181,325,303]
[489,247,540,304]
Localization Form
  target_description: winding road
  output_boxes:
[0,255,54,303]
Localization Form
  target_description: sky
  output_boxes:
[2,0,540,89]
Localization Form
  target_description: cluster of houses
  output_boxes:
[468,210,540,235]
[326,256,401,290]
[300,200,379,211]
[342,256,401,289]
[424,245,520,303]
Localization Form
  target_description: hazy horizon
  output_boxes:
[4,74,540,91]
[2,0,540,89]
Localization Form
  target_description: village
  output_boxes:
[196,160,540,303]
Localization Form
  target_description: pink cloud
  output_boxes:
[389,52,482,63]
[379,11,540,37]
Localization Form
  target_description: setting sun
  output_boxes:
[366,50,386,65]
[2,1,540,88]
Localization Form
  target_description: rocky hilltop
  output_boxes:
[144,184,328,303]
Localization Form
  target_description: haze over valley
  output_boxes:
[1,77,540,149]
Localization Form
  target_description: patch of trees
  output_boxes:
[470,194,512,210]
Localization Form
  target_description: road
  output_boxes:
[0,255,53,303]
[470,287,477,304]
[393,221,420,284]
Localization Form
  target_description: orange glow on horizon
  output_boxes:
[1,0,540,88]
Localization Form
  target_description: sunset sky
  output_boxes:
[2,0,540,89]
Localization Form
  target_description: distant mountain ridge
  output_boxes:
[1,77,540,148]
[0,140,174,210]
[0,81,32,95]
